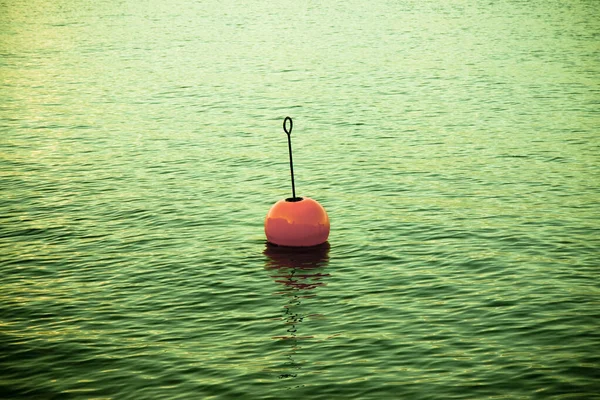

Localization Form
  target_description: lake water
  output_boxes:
[1,0,599,398]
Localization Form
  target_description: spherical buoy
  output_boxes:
[264,116,330,247]
[265,197,330,247]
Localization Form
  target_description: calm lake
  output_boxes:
[1,0,599,398]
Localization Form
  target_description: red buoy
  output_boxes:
[265,197,330,247]
[264,117,330,247]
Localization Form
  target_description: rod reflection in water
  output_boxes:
[263,242,330,380]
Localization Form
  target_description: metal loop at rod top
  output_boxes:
[283,116,293,135]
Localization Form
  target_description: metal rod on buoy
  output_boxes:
[283,116,296,200]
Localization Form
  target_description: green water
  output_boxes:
[1,0,599,398]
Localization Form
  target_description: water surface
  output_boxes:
[1,0,599,398]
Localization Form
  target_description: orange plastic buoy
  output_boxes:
[264,117,330,247]
[265,197,330,247]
